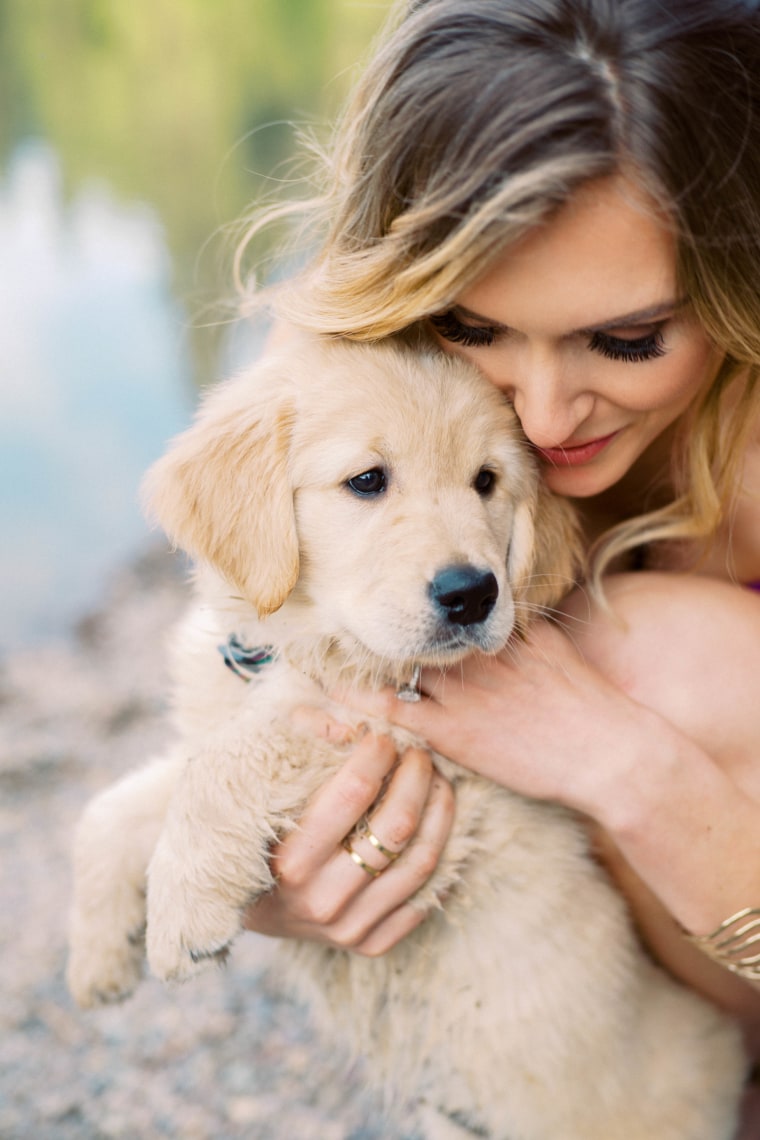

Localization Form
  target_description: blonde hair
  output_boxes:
[238,0,760,586]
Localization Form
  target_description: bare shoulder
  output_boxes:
[562,572,760,794]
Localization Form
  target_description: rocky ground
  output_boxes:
[0,546,416,1139]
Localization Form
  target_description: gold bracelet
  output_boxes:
[683,907,760,981]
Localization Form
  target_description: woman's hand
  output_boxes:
[243,723,455,956]
[332,618,651,819]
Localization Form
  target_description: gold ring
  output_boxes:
[342,839,383,878]
[361,819,401,862]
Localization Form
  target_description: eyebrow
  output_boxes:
[452,298,686,336]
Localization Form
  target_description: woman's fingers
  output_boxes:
[338,766,453,917]
[290,704,357,746]
[328,682,450,744]
[343,745,437,867]
[345,900,430,958]
[242,734,455,953]
[274,730,398,879]
[317,768,455,954]
[275,746,442,922]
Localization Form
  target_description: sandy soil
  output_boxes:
[0,546,415,1139]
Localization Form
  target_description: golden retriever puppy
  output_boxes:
[67,335,745,1140]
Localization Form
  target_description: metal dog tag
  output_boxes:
[395,664,422,702]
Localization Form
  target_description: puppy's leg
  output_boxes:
[67,751,183,1008]
[145,721,318,983]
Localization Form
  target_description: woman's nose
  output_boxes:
[509,354,593,448]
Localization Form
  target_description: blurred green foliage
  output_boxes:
[0,0,389,307]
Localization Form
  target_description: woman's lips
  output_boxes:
[533,430,620,467]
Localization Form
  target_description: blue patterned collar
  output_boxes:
[218,634,276,682]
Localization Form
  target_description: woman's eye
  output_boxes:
[473,467,497,496]
[430,312,498,348]
[346,467,387,496]
[588,328,667,363]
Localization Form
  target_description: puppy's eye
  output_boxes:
[473,467,497,496]
[346,467,387,497]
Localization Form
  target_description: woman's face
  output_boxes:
[432,176,722,498]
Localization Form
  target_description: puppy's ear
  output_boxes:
[507,498,537,590]
[511,485,583,624]
[142,368,298,617]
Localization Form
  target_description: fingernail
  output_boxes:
[327,720,359,746]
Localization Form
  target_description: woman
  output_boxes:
[240,0,760,1121]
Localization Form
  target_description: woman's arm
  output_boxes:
[561,573,760,937]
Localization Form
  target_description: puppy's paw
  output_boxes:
[145,826,275,983]
[67,924,145,1009]
[145,900,240,983]
[145,841,248,982]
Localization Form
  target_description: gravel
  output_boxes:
[0,547,414,1139]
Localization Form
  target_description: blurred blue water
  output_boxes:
[0,142,197,653]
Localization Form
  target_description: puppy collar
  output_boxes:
[218,634,276,682]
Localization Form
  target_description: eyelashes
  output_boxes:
[586,329,666,363]
[430,311,667,363]
[429,312,496,347]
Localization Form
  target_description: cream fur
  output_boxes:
[67,336,746,1139]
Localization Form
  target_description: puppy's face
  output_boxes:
[289,346,536,665]
[145,337,579,670]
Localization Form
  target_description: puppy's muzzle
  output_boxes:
[429,564,498,627]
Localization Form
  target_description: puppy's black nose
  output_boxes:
[429,565,499,626]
